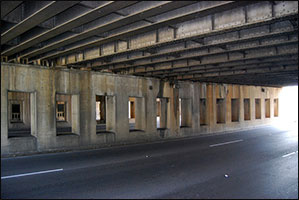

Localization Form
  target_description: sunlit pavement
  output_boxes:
[1,125,298,199]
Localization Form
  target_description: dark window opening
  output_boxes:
[179,98,192,128]
[11,104,21,122]
[216,98,225,124]
[231,99,239,122]
[8,91,32,138]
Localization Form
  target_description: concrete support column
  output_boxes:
[160,98,167,128]
[71,94,80,134]
[192,83,200,130]
[106,96,116,132]
[135,97,146,130]
[79,72,92,145]
[207,84,215,126]
[169,86,179,136]
[30,92,37,137]
[239,86,244,122]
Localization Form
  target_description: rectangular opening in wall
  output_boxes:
[231,98,239,122]
[255,98,261,119]
[265,98,270,118]
[129,97,145,132]
[56,94,79,136]
[200,98,207,125]
[156,98,169,129]
[96,95,106,133]
[179,98,192,128]
[7,91,35,138]
[216,98,225,124]
[244,98,251,120]
[274,98,279,117]
[95,95,115,134]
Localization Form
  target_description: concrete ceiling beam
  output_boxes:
[2,1,138,56]
[20,1,197,60]
[1,1,22,18]
[89,29,296,69]
[114,39,298,72]
[1,1,80,45]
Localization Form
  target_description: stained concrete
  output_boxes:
[1,62,282,156]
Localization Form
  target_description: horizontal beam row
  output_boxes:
[1,1,80,45]
[86,29,296,69]
[27,1,256,61]
[1,1,138,56]
[112,38,297,72]
[19,1,200,60]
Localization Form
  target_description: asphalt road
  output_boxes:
[1,124,298,199]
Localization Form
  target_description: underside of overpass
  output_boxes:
[1,1,298,155]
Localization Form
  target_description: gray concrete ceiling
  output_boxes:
[1,1,298,87]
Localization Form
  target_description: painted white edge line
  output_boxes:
[282,151,298,158]
[209,139,243,147]
[1,168,63,179]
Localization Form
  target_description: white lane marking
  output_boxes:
[282,151,298,158]
[209,139,243,147]
[1,168,63,179]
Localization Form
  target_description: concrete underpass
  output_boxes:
[1,1,298,199]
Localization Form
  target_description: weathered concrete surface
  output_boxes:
[1,63,282,156]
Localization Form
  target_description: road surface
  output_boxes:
[1,124,298,199]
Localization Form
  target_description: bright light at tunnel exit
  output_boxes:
[273,86,298,131]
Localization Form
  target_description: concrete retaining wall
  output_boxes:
[1,63,281,156]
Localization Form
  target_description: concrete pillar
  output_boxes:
[30,92,37,137]
[160,98,167,128]
[169,86,179,136]
[239,86,244,122]
[207,84,214,126]
[106,96,116,132]
[71,94,80,134]
[135,97,145,130]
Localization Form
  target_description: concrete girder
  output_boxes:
[189,71,298,87]
[163,60,298,79]
[180,65,298,80]
[94,29,297,70]
[1,1,22,18]
[29,1,257,62]
[1,2,139,57]
[133,49,298,76]
[118,39,298,73]
[151,58,298,77]
[19,1,197,60]
[46,14,298,68]
[1,1,80,45]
